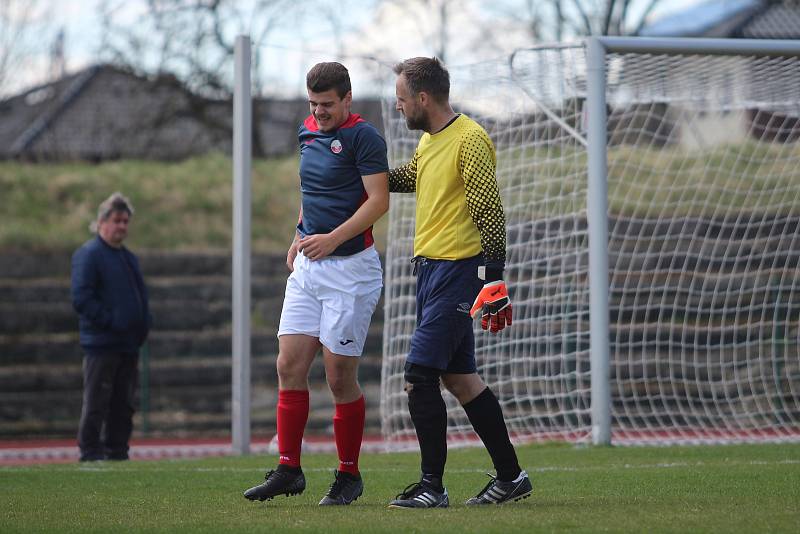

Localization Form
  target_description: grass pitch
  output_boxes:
[2,442,799,533]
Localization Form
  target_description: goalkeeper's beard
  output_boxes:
[405,112,429,132]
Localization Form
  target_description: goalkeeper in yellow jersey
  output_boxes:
[386,57,531,509]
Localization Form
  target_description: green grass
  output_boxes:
[2,443,799,533]
[0,153,362,253]
[498,141,800,219]
[0,153,391,254]
[2,140,799,251]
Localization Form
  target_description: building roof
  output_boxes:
[638,0,800,40]
[0,67,100,158]
[0,64,384,161]
[736,1,800,38]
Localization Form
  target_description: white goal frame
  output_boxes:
[381,37,800,449]
[586,37,800,444]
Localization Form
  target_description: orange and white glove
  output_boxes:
[470,280,512,333]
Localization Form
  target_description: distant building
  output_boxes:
[638,0,800,40]
[631,0,800,149]
[0,64,383,162]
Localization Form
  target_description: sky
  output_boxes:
[8,0,706,98]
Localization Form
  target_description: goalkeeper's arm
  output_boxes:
[461,131,512,333]
[388,152,418,193]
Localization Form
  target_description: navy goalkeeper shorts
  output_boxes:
[406,254,484,373]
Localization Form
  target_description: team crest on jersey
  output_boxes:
[330,139,343,154]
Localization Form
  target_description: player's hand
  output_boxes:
[286,239,299,271]
[298,233,340,261]
[470,280,512,333]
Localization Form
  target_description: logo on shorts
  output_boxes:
[339,339,354,346]
[457,302,471,314]
[330,139,343,154]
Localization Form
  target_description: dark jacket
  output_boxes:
[71,236,151,355]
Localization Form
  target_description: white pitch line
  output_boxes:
[4,459,798,474]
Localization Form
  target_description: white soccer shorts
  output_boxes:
[277,246,382,357]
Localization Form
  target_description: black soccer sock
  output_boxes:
[408,385,448,484]
[421,473,444,493]
[462,387,521,482]
[406,366,448,486]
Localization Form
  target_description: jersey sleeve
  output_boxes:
[388,152,418,193]
[354,126,389,176]
[460,130,507,271]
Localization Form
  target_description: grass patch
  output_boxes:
[0,153,389,254]
[1,140,799,251]
[497,141,800,220]
[2,443,799,533]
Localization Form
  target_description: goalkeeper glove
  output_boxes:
[470,280,512,333]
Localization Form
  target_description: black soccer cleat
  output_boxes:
[318,470,364,506]
[243,465,306,501]
[465,470,532,505]
[388,480,449,509]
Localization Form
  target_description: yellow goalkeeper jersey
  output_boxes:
[389,114,506,266]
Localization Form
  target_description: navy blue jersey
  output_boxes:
[297,113,388,256]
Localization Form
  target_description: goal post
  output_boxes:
[587,37,611,445]
[380,37,800,448]
[232,35,252,455]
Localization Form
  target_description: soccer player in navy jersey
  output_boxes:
[386,57,531,508]
[244,62,389,506]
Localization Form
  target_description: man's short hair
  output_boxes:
[393,57,450,102]
[90,192,134,233]
[306,62,351,98]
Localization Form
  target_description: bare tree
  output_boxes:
[97,0,360,97]
[355,0,664,82]
[376,0,461,63]
[0,0,52,98]
[486,0,663,41]
[96,0,356,156]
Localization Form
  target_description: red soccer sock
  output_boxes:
[276,389,309,468]
[333,395,365,476]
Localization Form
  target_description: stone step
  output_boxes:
[9,345,794,404]
[6,310,794,366]
[0,320,385,364]
[19,287,792,339]
[1,288,381,343]
[0,382,383,439]
[480,348,800,386]
[0,301,234,334]
[0,251,283,279]
[0,275,291,304]
[0,350,384,392]
[0,292,389,335]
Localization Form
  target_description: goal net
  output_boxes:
[380,41,800,447]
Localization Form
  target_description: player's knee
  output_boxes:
[404,363,446,422]
[276,354,305,387]
[404,363,441,395]
[326,373,358,399]
[441,372,485,404]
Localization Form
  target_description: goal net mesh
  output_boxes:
[380,43,800,447]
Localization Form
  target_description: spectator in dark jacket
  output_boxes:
[71,192,151,461]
